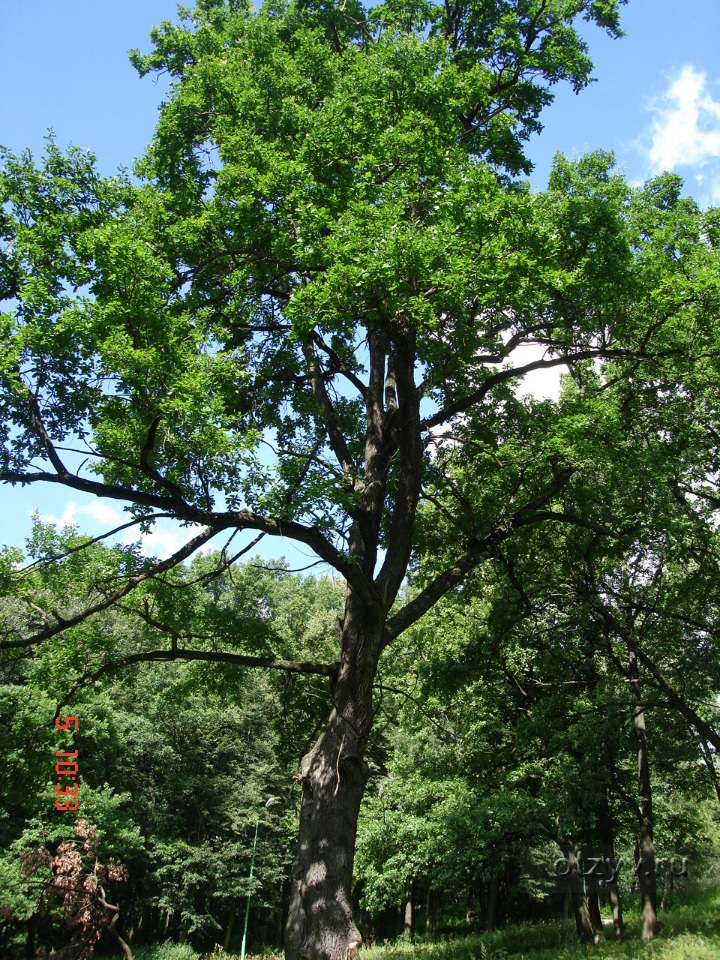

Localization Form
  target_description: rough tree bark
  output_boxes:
[424,888,434,941]
[697,737,720,812]
[580,845,603,940]
[598,800,623,940]
[485,875,498,932]
[285,618,379,959]
[559,842,597,943]
[629,650,658,942]
[604,844,623,940]
[404,882,414,940]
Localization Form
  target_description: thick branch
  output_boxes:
[310,331,368,398]
[375,331,423,608]
[385,468,577,641]
[1,468,372,599]
[302,337,358,479]
[54,647,339,722]
[18,512,175,574]
[14,378,368,584]
[512,510,619,538]
[118,600,343,679]
[2,526,219,651]
[94,648,339,677]
[384,539,491,643]
[28,394,71,475]
[423,349,634,431]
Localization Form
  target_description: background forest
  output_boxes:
[2,510,720,956]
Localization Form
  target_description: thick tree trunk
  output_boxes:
[285,325,423,958]
[424,888,432,942]
[485,875,498,931]
[698,738,720,811]
[580,845,603,939]
[602,842,623,940]
[636,832,657,941]
[404,882,414,940]
[661,860,673,911]
[285,609,378,960]
[597,794,623,940]
[560,842,597,943]
[465,883,474,925]
[223,898,236,952]
[109,925,134,960]
[586,880,603,938]
[629,651,657,942]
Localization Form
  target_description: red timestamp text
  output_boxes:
[54,715,79,812]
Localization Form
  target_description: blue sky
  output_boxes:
[2,0,720,564]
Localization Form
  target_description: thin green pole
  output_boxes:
[240,820,260,960]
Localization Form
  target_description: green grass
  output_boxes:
[131,888,720,960]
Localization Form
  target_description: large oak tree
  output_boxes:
[4,0,720,955]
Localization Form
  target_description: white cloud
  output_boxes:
[79,500,124,527]
[34,500,122,530]
[645,66,720,185]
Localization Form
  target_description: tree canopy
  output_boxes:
[5,0,720,956]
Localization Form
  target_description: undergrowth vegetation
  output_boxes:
[127,887,720,960]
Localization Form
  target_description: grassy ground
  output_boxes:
[132,888,720,960]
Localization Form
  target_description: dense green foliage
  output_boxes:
[3,0,720,956]
[2,526,720,954]
[0,541,342,953]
